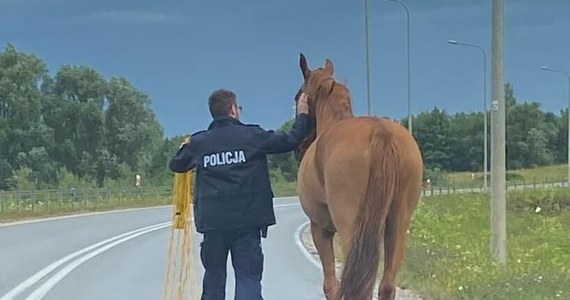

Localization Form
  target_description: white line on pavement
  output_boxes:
[23,223,171,300]
[294,221,322,270]
[0,222,169,300]
[1,198,301,300]
[0,206,171,228]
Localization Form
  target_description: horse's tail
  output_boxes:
[338,126,399,300]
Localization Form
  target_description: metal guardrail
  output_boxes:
[0,186,172,214]
[420,181,567,197]
[0,180,567,214]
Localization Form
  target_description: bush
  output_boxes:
[508,188,570,214]
[423,168,448,186]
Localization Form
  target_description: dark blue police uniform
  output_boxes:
[169,113,309,300]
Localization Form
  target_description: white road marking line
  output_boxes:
[0,222,169,300]
[274,203,300,208]
[0,197,299,228]
[0,206,171,228]
[295,221,322,270]
[24,223,171,300]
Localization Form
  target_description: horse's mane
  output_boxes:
[308,70,353,113]
[295,71,353,162]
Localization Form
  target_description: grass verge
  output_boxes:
[272,181,298,197]
[328,189,569,299]
[0,182,298,224]
[0,194,171,223]
[446,164,567,187]
[397,189,569,299]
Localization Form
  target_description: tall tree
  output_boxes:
[267,119,300,181]
[448,111,487,171]
[505,85,557,169]
[43,65,108,181]
[0,44,56,189]
[413,107,453,171]
[105,77,163,177]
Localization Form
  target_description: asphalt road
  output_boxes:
[0,197,326,300]
[1,183,560,300]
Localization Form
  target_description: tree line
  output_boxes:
[1,44,566,190]
[0,44,183,190]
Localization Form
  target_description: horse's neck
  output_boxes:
[315,96,353,135]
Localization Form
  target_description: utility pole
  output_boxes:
[490,0,507,263]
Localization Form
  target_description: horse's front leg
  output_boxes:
[310,221,339,299]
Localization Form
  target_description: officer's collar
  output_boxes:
[207,116,243,130]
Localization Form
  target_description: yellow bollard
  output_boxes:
[163,170,201,299]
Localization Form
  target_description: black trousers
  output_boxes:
[200,226,264,300]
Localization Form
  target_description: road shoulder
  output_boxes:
[298,222,427,300]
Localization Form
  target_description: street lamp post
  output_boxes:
[541,66,570,188]
[364,0,372,116]
[448,39,488,192]
[386,0,412,133]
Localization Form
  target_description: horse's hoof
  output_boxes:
[324,280,340,300]
[379,282,396,300]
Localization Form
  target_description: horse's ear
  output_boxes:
[324,59,334,75]
[300,53,310,80]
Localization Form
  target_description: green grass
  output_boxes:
[272,180,298,197]
[327,188,569,299]
[397,189,570,300]
[0,180,298,224]
[0,187,171,223]
[272,164,570,194]
[0,178,297,224]
[445,164,568,188]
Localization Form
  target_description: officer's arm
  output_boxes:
[169,144,196,173]
[257,113,310,154]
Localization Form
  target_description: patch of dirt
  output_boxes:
[300,225,427,300]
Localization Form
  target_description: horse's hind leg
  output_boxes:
[310,221,339,299]
[379,194,417,300]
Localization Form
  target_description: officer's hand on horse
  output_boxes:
[297,93,309,115]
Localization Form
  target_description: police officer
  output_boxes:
[169,88,310,300]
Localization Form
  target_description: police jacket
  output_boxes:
[169,113,309,233]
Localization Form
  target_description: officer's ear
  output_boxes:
[230,103,240,119]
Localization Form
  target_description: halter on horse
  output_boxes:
[294,54,424,300]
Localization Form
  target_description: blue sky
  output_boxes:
[1,0,569,137]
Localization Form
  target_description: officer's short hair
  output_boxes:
[208,89,237,118]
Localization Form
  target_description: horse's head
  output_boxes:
[292,53,320,162]
[293,53,353,161]
[298,53,335,102]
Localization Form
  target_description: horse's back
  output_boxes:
[297,116,423,208]
[317,116,422,166]
[299,116,423,205]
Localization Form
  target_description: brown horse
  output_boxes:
[293,54,424,300]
